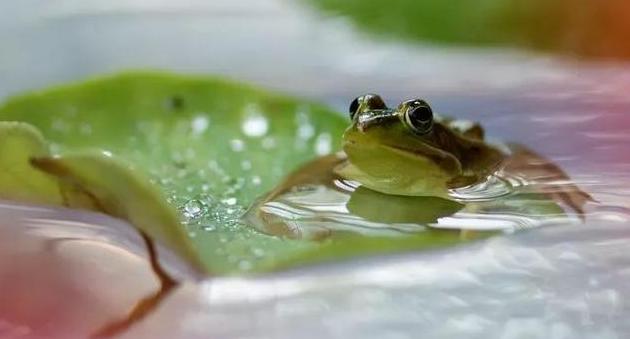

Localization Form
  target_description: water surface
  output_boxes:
[1,1,630,338]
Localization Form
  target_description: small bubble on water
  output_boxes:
[230,139,245,152]
[188,231,197,238]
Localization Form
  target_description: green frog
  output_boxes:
[245,94,591,240]
[336,94,505,198]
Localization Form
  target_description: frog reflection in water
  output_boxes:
[245,94,592,240]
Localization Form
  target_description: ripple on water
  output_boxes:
[244,162,591,240]
[448,175,515,202]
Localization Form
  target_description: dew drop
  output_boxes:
[297,124,315,140]
[314,132,332,155]
[230,139,245,152]
[182,199,206,219]
[221,197,238,206]
[241,108,269,137]
[191,115,210,136]
[241,160,252,171]
[262,137,277,150]
[251,175,262,186]
[202,224,217,232]
[251,248,265,258]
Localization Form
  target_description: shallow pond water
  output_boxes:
[1,1,630,338]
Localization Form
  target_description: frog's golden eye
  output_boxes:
[403,99,433,134]
[349,94,387,120]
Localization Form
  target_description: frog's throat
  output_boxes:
[343,137,462,178]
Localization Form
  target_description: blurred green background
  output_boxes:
[308,0,630,59]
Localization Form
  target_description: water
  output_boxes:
[245,144,593,240]
[1,0,630,338]
[119,220,630,339]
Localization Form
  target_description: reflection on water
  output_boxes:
[246,144,594,241]
[0,201,198,338]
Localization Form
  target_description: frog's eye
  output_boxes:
[349,94,387,120]
[403,99,433,134]
[349,97,361,119]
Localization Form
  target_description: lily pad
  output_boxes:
[0,71,352,274]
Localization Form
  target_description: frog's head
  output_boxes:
[337,94,504,197]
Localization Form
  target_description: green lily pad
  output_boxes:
[0,71,351,274]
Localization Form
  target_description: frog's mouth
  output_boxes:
[344,136,444,161]
[343,137,460,176]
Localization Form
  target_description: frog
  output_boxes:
[336,94,505,198]
[244,94,592,240]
